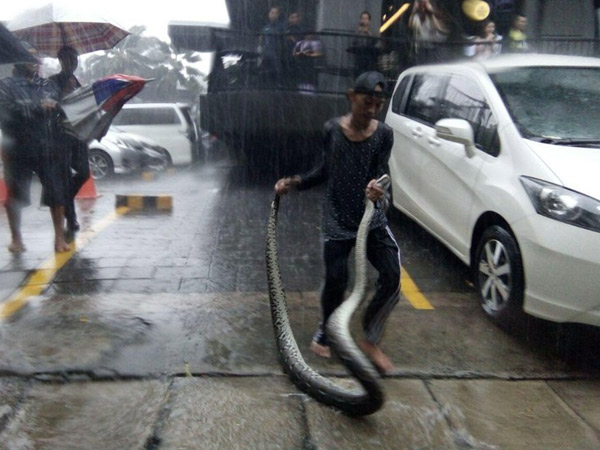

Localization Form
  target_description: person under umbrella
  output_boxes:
[0,43,71,253]
[49,45,89,236]
[8,3,128,237]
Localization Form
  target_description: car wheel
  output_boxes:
[88,149,114,180]
[474,225,525,328]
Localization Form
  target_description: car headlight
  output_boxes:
[521,176,600,232]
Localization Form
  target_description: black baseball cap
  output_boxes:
[352,71,387,97]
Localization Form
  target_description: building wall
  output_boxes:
[316,0,383,33]
[505,0,596,38]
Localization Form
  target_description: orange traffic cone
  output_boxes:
[0,179,7,204]
[75,177,99,199]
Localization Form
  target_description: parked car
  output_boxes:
[385,54,600,329]
[89,129,168,180]
[110,103,198,165]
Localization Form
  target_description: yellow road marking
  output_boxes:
[0,207,129,319]
[401,267,434,310]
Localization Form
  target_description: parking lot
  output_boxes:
[1,159,599,448]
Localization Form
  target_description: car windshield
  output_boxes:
[491,67,600,142]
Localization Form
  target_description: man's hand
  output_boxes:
[366,178,384,202]
[274,176,301,196]
[40,99,57,111]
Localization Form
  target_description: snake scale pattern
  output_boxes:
[265,175,390,416]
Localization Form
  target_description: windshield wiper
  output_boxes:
[533,137,600,147]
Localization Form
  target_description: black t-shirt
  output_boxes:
[298,118,393,240]
[49,72,81,99]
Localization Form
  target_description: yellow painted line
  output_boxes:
[0,206,130,319]
[401,267,434,310]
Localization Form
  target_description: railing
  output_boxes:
[531,38,600,57]
[203,29,600,95]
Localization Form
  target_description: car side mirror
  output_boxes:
[435,118,477,158]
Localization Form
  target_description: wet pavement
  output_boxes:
[1,159,599,449]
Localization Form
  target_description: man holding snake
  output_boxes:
[274,71,401,374]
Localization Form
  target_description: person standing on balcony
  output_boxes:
[473,20,503,60]
[408,0,449,64]
[259,5,285,87]
[351,11,379,77]
[506,14,529,53]
[285,11,305,88]
[293,31,323,91]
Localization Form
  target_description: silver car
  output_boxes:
[111,103,198,166]
[88,128,168,180]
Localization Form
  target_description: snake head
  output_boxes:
[375,174,390,192]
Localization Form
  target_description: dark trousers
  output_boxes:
[65,138,90,224]
[314,226,401,346]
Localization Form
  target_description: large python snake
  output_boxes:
[265,174,390,416]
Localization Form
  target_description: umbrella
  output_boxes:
[0,23,38,64]
[7,2,129,57]
[60,74,149,143]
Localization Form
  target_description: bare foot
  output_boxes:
[359,341,395,374]
[54,239,71,253]
[310,341,332,358]
[8,241,26,253]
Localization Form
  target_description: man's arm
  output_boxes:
[366,124,394,205]
[274,156,325,195]
[273,120,333,195]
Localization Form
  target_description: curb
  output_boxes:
[115,194,173,211]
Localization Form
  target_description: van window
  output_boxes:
[391,76,411,114]
[440,75,500,156]
[404,74,447,126]
[113,107,180,126]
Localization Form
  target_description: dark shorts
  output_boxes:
[2,148,69,209]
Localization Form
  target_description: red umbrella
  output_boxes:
[7,2,129,57]
[60,74,150,142]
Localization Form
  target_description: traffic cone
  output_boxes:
[0,179,7,204]
[75,177,99,199]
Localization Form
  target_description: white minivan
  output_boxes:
[111,103,198,166]
[385,54,600,330]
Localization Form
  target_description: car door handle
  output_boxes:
[411,127,423,138]
[427,136,441,146]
